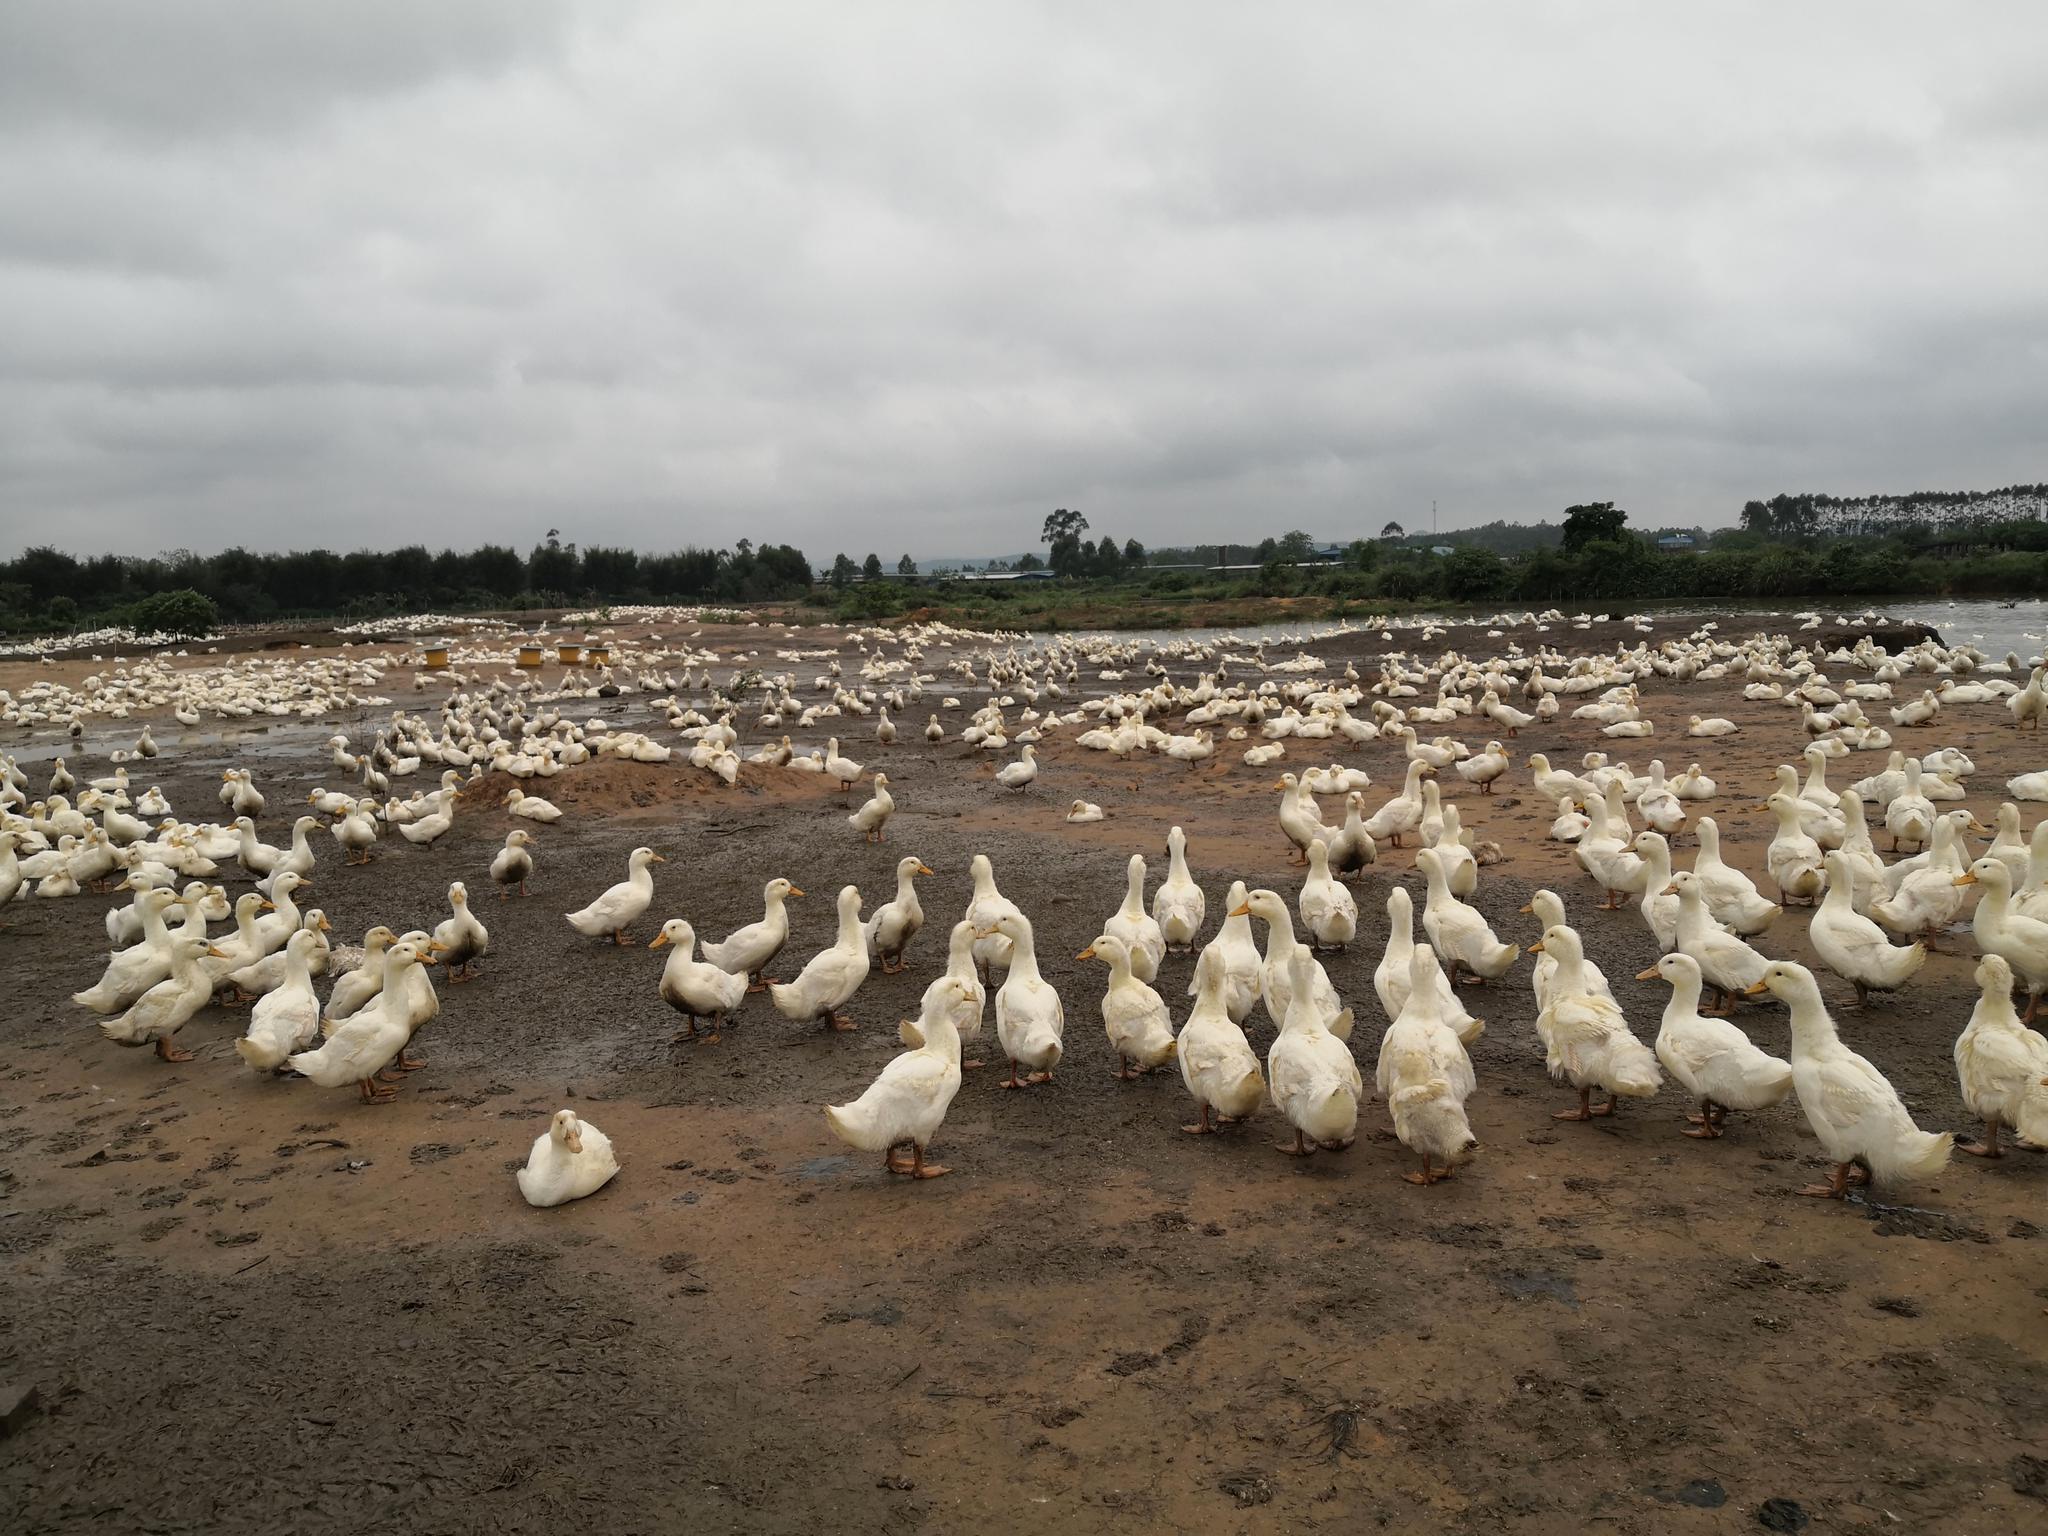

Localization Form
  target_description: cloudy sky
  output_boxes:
[2,3,2044,562]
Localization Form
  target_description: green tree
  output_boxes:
[1015,551,1045,572]
[1380,520,1404,540]
[1041,507,1089,546]
[1561,502,1628,552]
[1093,535,1123,578]
[1042,507,1090,578]
[896,553,918,577]
[1122,538,1146,567]
[862,552,883,581]
[131,588,218,637]
[1442,546,1508,600]
[1345,539,1381,572]
[830,553,858,588]
[1274,530,1317,563]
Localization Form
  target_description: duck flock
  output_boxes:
[5,609,2048,1206]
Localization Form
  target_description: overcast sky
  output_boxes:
[2,3,2044,562]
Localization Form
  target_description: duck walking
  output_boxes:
[1639,952,1791,1138]
[652,918,749,1043]
[564,846,664,945]
[1751,961,1952,1197]
[824,976,975,1180]
[770,885,871,1031]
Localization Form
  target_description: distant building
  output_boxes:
[1657,534,1697,551]
[949,568,1055,582]
[1429,545,1455,557]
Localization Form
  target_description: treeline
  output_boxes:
[842,526,2048,620]
[1740,484,2048,540]
[0,537,814,634]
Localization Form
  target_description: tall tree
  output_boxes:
[896,553,918,577]
[862,552,883,581]
[1122,537,1146,567]
[830,553,857,588]
[1560,502,1628,552]
[1380,520,1404,540]
[1041,507,1089,545]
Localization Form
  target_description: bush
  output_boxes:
[130,588,218,637]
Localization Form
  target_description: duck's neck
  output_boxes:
[1006,924,1042,981]
[1785,990,1838,1053]
[139,897,172,946]
[284,943,314,990]
[1261,914,1298,965]
[1663,966,1704,1021]
[1168,836,1189,879]
[1120,865,1144,919]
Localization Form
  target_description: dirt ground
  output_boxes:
[4,616,2046,1535]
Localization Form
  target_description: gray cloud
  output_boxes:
[1,2,2044,561]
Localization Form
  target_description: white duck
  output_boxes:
[1417,847,1519,987]
[825,976,973,1179]
[1079,932,1177,1077]
[1267,948,1363,1156]
[491,828,537,898]
[1958,859,2048,1023]
[324,926,398,1024]
[98,934,217,1062]
[1762,793,1828,906]
[1362,760,1432,849]
[1882,758,1936,852]
[1379,886,1484,1040]
[702,877,801,991]
[1377,946,1481,1186]
[1809,852,1925,1008]
[909,920,987,1068]
[1519,888,1615,1017]
[429,880,489,983]
[847,773,894,842]
[1638,951,1791,1137]
[652,917,749,1042]
[1529,925,1662,1121]
[234,929,325,1071]
[1753,961,1952,1197]
[71,886,185,1014]
[1689,817,1780,935]
[289,941,437,1101]
[1235,888,1352,1041]
[1298,839,1358,951]
[863,855,933,973]
[516,1109,620,1207]
[564,846,664,944]
[1952,953,2048,1158]
[981,908,1064,1088]
[1091,854,1165,982]
[1669,871,1772,1014]
[995,745,1039,790]
[1175,947,1266,1134]
[964,852,1021,979]
[769,884,871,1031]
[502,787,562,822]
[1150,826,1205,951]
[1181,879,1255,1024]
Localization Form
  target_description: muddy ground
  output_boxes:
[3,617,2046,1534]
